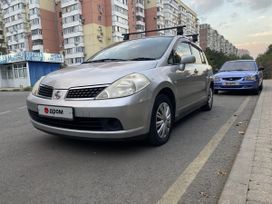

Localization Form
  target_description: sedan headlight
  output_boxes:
[96,73,150,100]
[32,76,44,96]
[214,76,221,82]
[244,75,257,81]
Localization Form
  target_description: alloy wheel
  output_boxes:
[156,102,172,139]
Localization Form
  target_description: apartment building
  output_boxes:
[60,0,130,65]
[1,0,60,53]
[199,24,238,56]
[237,49,250,57]
[29,0,60,53]
[145,0,198,36]
[1,0,198,66]
[2,0,30,52]
[0,7,7,54]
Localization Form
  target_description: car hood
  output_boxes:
[41,61,158,89]
[215,71,257,78]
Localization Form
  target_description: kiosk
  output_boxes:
[0,52,64,88]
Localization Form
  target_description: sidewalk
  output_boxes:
[219,80,272,204]
[0,87,31,92]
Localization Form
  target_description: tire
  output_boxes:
[252,88,260,95]
[202,87,213,111]
[259,82,263,91]
[214,90,219,94]
[147,95,174,146]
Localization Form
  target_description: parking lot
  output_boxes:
[0,91,258,204]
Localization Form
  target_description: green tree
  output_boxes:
[256,45,272,79]
[240,54,254,60]
[204,48,242,72]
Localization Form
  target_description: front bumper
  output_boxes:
[27,90,153,139]
[214,80,258,90]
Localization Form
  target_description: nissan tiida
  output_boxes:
[27,27,214,146]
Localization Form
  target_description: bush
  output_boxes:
[23,86,32,91]
[204,48,253,73]
[256,45,272,79]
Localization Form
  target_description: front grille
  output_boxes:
[38,85,53,98]
[28,110,123,131]
[222,77,242,81]
[66,87,106,99]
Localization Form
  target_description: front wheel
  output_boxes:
[147,95,174,146]
[259,82,263,91]
[202,87,213,111]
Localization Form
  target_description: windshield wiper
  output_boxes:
[83,58,128,63]
[128,57,156,61]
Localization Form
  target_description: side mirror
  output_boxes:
[179,55,196,71]
[258,66,264,71]
[181,55,196,64]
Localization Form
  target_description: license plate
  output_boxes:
[38,105,73,120]
[224,82,239,86]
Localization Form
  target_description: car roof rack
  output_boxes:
[122,25,199,43]
[185,34,199,43]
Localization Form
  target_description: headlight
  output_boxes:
[244,75,256,81]
[96,73,150,100]
[214,76,221,82]
[32,76,44,96]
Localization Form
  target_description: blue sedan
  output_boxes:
[214,60,264,94]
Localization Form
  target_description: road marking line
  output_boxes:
[157,97,250,204]
[0,110,11,116]
[18,106,26,110]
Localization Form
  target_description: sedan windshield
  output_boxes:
[86,37,173,62]
[220,61,257,72]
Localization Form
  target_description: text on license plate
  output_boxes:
[224,82,239,86]
[38,105,73,120]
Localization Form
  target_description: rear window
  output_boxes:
[220,61,257,71]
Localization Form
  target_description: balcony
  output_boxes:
[62,20,82,29]
[32,44,44,52]
[135,2,144,9]
[62,9,82,18]
[113,0,128,10]
[61,0,79,8]
[63,30,84,39]
[136,11,144,17]
[136,21,145,26]
[32,34,43,41]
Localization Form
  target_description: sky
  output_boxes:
[182,0,272,58]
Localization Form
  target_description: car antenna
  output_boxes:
[122,25,186,40]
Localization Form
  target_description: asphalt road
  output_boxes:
[0,91,258,204]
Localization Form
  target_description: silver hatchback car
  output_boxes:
[27,35,214,145]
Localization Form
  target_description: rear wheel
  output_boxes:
[148,95,174,146]
[214,90,219,94]
[202,87,213,111]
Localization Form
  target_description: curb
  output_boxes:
[218,84,265,204]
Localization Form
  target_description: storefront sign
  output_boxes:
[0,52,64,64]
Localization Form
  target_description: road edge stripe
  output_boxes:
[157,97,250,204]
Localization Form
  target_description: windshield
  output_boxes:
[220,61,257,72]
[86,37,173,62]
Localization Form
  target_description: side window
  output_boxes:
[200,51,207,64]
[169,42,191,64]
[190,46,202,64]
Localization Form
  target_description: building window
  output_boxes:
[75,57,83,63]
